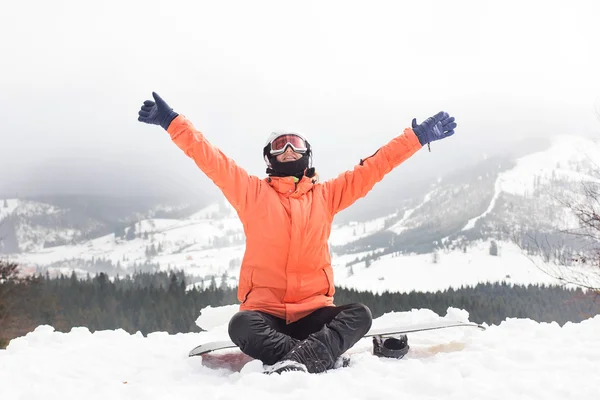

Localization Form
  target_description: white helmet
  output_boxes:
[262,131,312,168]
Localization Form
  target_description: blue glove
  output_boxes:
[137,92,179,130]
[411,111,457,148]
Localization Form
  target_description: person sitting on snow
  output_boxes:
[137,92,457,374]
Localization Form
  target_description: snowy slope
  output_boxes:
[497,134,600,197]
[15,204,245,281]
[462,177,502,231]
[462,135,600,231]
[0,198,86,252]
[329,213,393,246]
[1,306,598,400]
[332,239,600,293]
[388,188,436,234]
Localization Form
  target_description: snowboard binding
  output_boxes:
[372,334,409,359]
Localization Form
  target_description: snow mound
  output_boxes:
[1,306,599,399]
[195,304,239,331]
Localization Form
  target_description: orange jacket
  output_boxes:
[167,115,422,323]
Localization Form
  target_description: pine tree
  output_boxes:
[489,240,498,256]
[219,272,229,290]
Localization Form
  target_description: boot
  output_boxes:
[265,337,335,374]
[264,359,308,373]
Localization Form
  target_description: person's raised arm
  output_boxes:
[137,92,261,215]
[324,111,456,215]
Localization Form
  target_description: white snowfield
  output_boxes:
[1,306,598,400]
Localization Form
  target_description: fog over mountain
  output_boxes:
[2,0,600,209]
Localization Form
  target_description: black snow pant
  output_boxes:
[228,303,372,368]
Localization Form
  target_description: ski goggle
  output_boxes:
[269,134,308,155]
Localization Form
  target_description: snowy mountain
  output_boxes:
[0,195,209,254]
[3,134,600,292]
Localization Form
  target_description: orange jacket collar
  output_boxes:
[266,174,318,197]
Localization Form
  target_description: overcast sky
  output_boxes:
[1,0,600,199]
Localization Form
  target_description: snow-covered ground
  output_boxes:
[332,240,600,293]
[329,214,392,246]
[1,305,598,400]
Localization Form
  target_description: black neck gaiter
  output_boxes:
[266,155,310,179]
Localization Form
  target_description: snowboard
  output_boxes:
[189,320,485,357]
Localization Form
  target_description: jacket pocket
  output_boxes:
[323,268,335,297]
